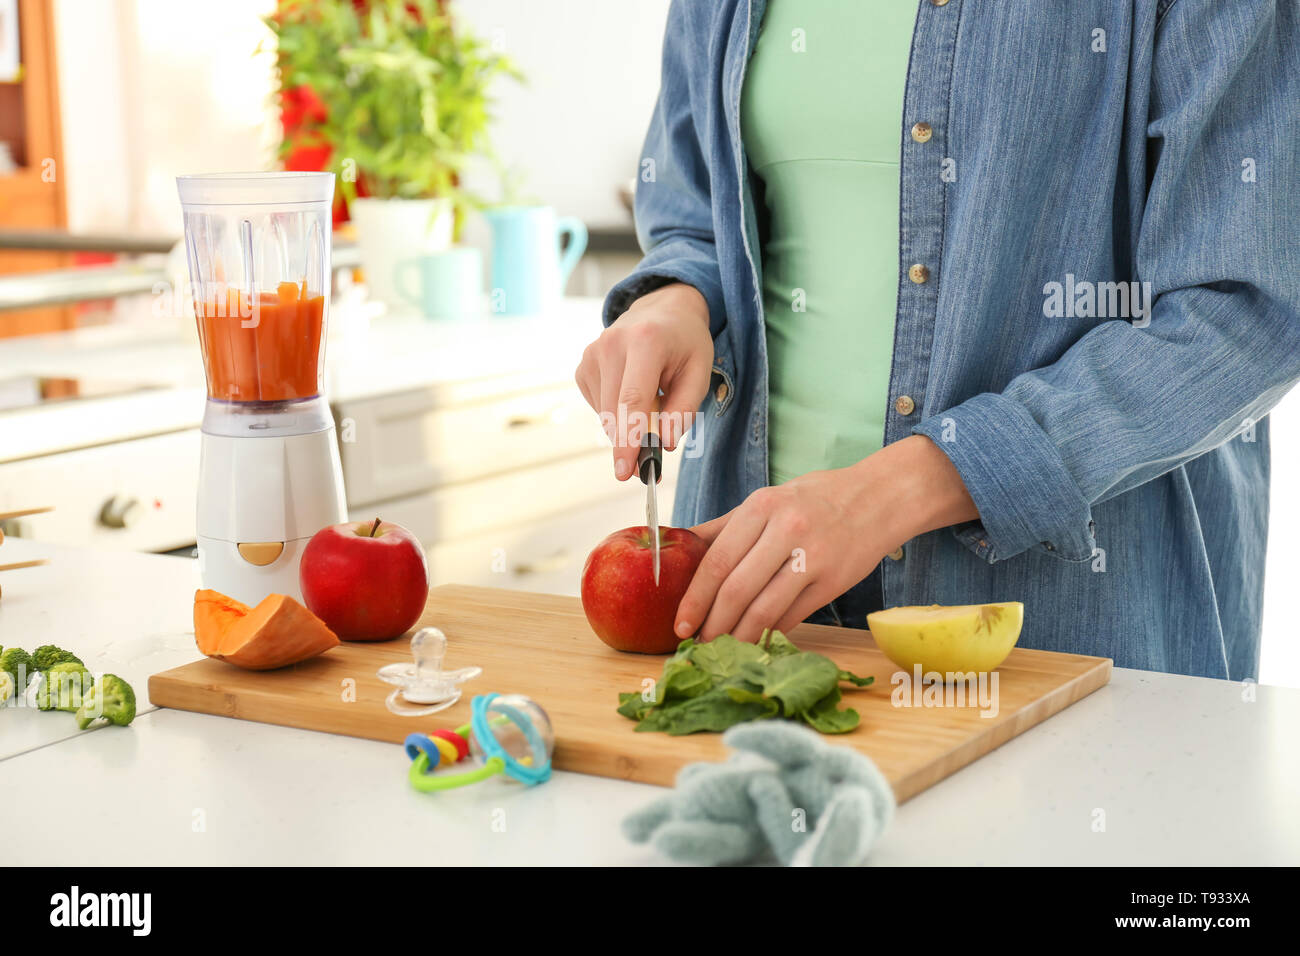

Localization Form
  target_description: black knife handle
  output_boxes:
[637,431,662,485]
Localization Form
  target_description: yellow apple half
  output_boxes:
[866,602,1024,675]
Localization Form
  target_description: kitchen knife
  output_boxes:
[636,406,663,586]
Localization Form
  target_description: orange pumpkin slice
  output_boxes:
[193,588,339,670]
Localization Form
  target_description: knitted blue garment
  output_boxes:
[622,722,895,866]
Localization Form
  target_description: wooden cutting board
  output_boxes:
[149,584,1111,801]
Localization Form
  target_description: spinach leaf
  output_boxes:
[660,657,713,699]
[617,656,711,720]
[838,669,875,688]
[800,686,860,734]
[739,651,840,716]
[617,692,655,721]
[616,630,872,735]
[635,681,779,735]
[689,635,771,681]
[760,630,802,659]
[721,679,772,705]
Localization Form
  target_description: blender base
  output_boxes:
[196,424,347,607]
[197,534,314,605]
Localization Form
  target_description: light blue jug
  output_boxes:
[484,206,588,316]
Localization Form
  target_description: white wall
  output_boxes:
[53,0,667,236]
[451,0,669,228]
[50,0,132,232]
[53,0,280,235]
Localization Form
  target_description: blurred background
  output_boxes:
[0,0,665,327]
[1,0,1295,686]
[0,0,673,608]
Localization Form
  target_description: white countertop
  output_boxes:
[2,538,1297,865]
[0,539,199,758]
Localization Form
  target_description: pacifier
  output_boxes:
[404,693,554,791]
[378,627,482,717]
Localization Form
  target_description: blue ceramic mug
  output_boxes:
[394,247,484,319]
[484,206,588,316]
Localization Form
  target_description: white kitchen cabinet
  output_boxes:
[0,429,200,552]
[334,381,604,505]
[419,489,677,597]
[347,437,679,596]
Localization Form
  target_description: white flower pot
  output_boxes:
[350,197,454,313]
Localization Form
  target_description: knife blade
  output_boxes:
[637,417,663,586]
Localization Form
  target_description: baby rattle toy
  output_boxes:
[404,692,554,791]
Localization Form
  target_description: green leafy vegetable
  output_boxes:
[689,635,769,681]
[800,687,861,734]
[739,651,840,715]
[31,645,83,672]
[761,631,803,659]
[0,647,33,690]
[75,674,136,730]
[616,631,873,736]
[634,680,779,735]
[36,662,93,712]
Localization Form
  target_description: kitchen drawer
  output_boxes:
[335,383,604,505]
[350,448,680,548]
[0,429,200,552]
[422,486,678,597]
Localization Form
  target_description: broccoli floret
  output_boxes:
[36,662,94,712]
[31,645,83,672]
[75,674,136,729]
[0,647,34,691]
[0,671,13,705]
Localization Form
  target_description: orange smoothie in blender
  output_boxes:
[197,280,324,402]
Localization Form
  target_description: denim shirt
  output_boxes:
[602,0,1300,680]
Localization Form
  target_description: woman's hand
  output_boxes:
[575,282,714,480]
[675,435,980,642]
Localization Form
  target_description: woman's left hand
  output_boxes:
[674,435,979,643]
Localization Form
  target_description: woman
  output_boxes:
[575,0,1299,679]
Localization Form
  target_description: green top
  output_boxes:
[741,0,913,484]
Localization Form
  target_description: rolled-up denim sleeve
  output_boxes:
[915,0,1300,564]
[602,0,727,338]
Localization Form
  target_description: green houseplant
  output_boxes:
[265,0,520,311]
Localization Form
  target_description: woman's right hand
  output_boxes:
[576,282,715,481]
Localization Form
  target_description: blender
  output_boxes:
[178,172,347,605]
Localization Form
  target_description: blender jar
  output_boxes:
[178,172,335,435]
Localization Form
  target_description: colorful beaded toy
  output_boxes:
[404,693,554,791]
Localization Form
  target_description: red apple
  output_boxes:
[299,518,430,642]
[581,525,708,654]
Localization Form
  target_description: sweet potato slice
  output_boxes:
[194,589,252,657]
[193,589,339,670]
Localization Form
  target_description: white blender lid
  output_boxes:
[177,171,335,207]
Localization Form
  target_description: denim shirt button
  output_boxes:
[908,263,931,284]
[930,0,950,6]
[894,394,916,415]
[1043,542,1056,551]
[714,381,729,404]
[910,122,933,143]
[887,546,904,561]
